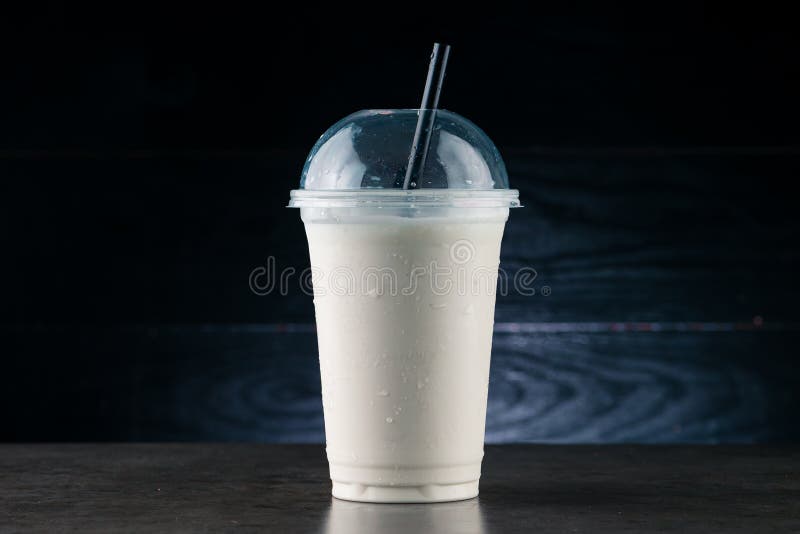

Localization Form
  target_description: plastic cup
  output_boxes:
[289,109,519,503]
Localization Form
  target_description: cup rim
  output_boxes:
[287,189,521,208]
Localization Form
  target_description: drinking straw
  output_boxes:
[402,43,451,190]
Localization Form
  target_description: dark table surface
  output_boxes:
[2,444,799,533]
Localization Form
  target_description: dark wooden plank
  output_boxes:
[2,9,799,148]
[1,444,798,533]
[500,153,800,322]
[0,152,798,324]
[2,326,797,443]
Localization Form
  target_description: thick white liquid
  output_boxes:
[303,211,508,502]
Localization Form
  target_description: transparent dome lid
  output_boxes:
[289,109,519,208]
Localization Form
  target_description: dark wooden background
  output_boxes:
[1,5,798,443]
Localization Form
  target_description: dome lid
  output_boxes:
[289,109,519,208]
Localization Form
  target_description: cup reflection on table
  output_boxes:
[324,497,486,534]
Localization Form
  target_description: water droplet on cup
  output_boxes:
[377,389,389,397]
[385,417,394,423]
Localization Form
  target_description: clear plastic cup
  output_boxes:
[289,109,519,503]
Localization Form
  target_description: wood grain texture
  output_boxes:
[1,153,798,444]
[499,153,800,322]
[2,326,797,443]
[1,444,799,533]
[1,152,798,324]
[1,9,798,447]
[1,9,799,148]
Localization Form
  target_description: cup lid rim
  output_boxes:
[288,189,521,208]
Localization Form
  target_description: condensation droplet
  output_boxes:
[385,417,394,423]
[377,389,389,397]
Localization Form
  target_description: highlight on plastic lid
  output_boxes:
[288,109,520,208]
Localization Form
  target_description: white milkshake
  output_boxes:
[302,209,508,502]
[289,108,519,503]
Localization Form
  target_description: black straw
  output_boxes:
[402,43,451,190]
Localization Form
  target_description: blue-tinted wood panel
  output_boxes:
[2,325,797,443]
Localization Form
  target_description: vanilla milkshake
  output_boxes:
[289,108,519,502]
[302,207,507,502]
